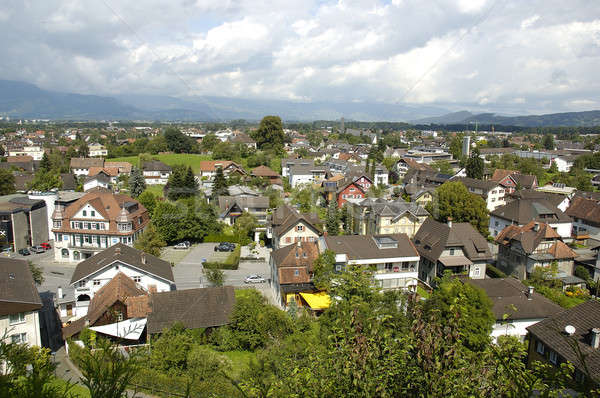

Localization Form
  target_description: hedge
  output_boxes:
[203,234,240,243]
[486,264,507,278]
[203,245,241,270]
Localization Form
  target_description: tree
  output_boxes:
[166,165,197,201]
[201,134,219,152]
[28,261,44,285]
[137,190,157,217]
[204,268,224,287]
[39,152,51,173]
[465,148,484,179]
[449,134,463,160]
[252,116,285,151]
[574,265,591,282]
[291,185,314,213]
[0,169,16,195]
[234,212,257,243]
[326,200,339,236]
[211,167,228,202]
[165,127,195,153]
[427,181,490,236]
[183,166,198,195]
[128,167,146,198]
[543,134,555,150]
[431,160,453,175]
[78,142,89,157]
[28,172,62,191]
[312,250,336,290]
[134,223,166,257]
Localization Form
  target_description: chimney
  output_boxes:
[533,222,539,232]
[57,286,63,299]
[115,246,121,255]
[447,217,453,228]
[297,241,301,248]
[592,328,600,349]
[141,253,146,264]
[527,286,534,299]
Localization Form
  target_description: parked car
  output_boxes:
[40,242,52,250]
[18,248,31,256]
[244,274,266,284]
[214,242,235,252]
[30,246,45,254]
[174,241,190,250]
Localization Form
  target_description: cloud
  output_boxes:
[0,0,598,114]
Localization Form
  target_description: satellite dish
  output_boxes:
[565,325,576,335]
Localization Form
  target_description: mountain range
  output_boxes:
[1,80,599,127]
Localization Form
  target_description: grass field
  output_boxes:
[221,349,256,379]
[49,378,90,397]
[143,184,165,198]
[107,153,212,174]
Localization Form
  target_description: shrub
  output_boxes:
[203,233,239,243]
[486,264,507,278]
[203,245,241,270]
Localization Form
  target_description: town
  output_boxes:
[2,117,600,396]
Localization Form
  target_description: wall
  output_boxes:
[0,311,41,347]
[28,192,57,237]
[11,211,29,251]
[277,221,319,248]
[491,318,543,342]
[30,205,49,244]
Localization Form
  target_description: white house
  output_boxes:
[88,143,108,157]
[67,243,175,318]
[70,158,104,177]
[8,146,45,161]
[0,258,43,347]
[319,234,420,291]
[289,165,328,188]
[83,172,112,192]
[142,160,172,185]
[451,177,506,212]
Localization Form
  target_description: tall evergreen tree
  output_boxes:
[39,152,51,172]
[166,167,185,201]
[129,167,146,198]
[326,200,339,236]
[211,167,228,202]
[183,166,198,195]
[465,148,484,179]
[0,169,16,195]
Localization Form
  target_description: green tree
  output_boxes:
[164,127,195,153]
[234,212,257,243]
[28,172,62,191]
[201,134,219,152]
[431,160,454,175]
[543,134,555,150]
[39,152,51,173]
[204,268,225,287]
[326,199,339,236]
[134,223,166,257]
[449,134,464,160]
[291,185,314,213]
[427,181,490,236]
[183,166,198,195]
[78,142,89,157]
[28,261,44,285]
[128,167,146,198]
[0,169,16,195]
[312,250,336,290]
[211,167,228,202]
[466,148,484,179]
[137,190,157,217]
[252,116,285,151]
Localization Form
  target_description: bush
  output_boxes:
[203,233,239,243]
[486,264,507,278]
[203,245,241,270]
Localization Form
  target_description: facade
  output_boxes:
[372,164,389,186]
[52,191,149,262]
[281,158,311,178]
[0,195,49,252]
[495,221,577,280]
[268,205,322,249]
[83,172,112,192]
[8,146,45,161]
[465,278,562,342]
[289,164,329,188]
[393,158,433,180]
[250,165,282,186]
[490,169,538,194]
[451,177,506,212]
[88,143,108,157]
[218,196,270,226]
[199,160,245,179]
[320,234,420,291]
[0,258,43,347]
[413,218,493,284]
[68,243,174,317]
[70,157,104,177]
[351,198,429,238]
[336,180,366,208]
[142,160,172,185]
[566,196,600,237]
[489,198,572,238]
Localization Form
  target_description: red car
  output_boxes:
[40,242,52,250]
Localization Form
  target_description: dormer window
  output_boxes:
[53,220,62,228]
[82,210,87,216]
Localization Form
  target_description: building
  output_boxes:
[267,205,322,249]
[70,158,104,177]
[507,189,571,212]
[490,198,572,238]
[495,221,576,280]
[228,132,257,149]
[402,148,453,164]
[250,165,282,186]
[333,179,367,208]
[8,146,45,161]
[0,258,42,346]
[526,300,600,389]
[537,182,577,196]
[465,278,562,342]
[218,196,270,226]
[281,158,311,178]
[52,191,149,262]
[490,169,538,194]
[566,196,600,238]
[83,171,112,192]
[88,143,108,157]
[372,164,389,186]
[319,234,420,291]
[412,218,493,284]
[67,243,174,317]
[289,164,329,188]
[462,136,471,158]
[515,151,574,172]
[198,160,245,180]
[0,195,49,252]
[27,191,84,238]
[393,158,433,180]
[351,198,429,237]
[142,160,172,185]
[104,161,132,175]
[270,241,320,308]
[451,177,506,212]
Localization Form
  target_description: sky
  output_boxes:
[1,0,599,115]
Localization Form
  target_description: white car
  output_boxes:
[244,275,266,284]
[174,241,190,250]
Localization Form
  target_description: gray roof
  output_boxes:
[452,177,499,193]
[142,160,172,172]
[491,198,571,224]
[466,278,562,321]
[0,258,42,316]
[323,234,419,260]
[218,196,269,214]
[413,218,493,263]
[70,243,174,285]
[70,158,104,169]
[355,198,429,219]
[147,287,235,333]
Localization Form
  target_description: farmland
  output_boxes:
[107,153,212,174]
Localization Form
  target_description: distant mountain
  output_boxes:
[411,111,475,124]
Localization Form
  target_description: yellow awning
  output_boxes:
[299,292,331,310]
[286,293,296,304]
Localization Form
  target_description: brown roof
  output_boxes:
[323,234,419,260]
[527,300,600,379]
[491,198,571,224]
[566,196,600,226]
[8,155,33,163]
[0,258,42,316]
[125,295,151,318]
[495,221,576,259]
[147,287,235,333]
[490,169,518,182]
[88,167,119,177]
[104,162,132,173]
[413,218,493,263]
[270,205,322,237]
[399,157,433,171]
[251,165,280,177]
[272,241,319,284]
[70,243,174,285]
[141,160,171,172]
[465,278,562,321]
[199,160,242,172]
[70,158,104,169]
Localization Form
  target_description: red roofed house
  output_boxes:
[490,169,538,194]
[251,165,282,186]
[199,160,246,179]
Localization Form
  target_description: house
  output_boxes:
[451,177,506,212]
[515,150,574,172]
[142,160,171,185]
[199,160,246,180]
[270,241,320,308]
[403,148,453,164]
[489,198,572,238]
[333,178,367,208]
[393,158,433,180]
[281,158,311,178]
[228,132,257,149]
[566,196,600,238]
[508,189,571,212]
[372,164,389,186]
[83,171,112,192]
[490,169,538,194]
[403,168,451,187]
[289,164,329,188]
[465,278,562,342]
[218,196,270,226]
[537,182,577,196]
[495,221,577,280]
[351,198,429,238]
[52,191,149,262]
[251,165,282,186]
[526,300,600,388]
[0,258,43,346]
[88,167,120,184]
[67,244,174,317]
[88,143,108,157]
[8,146,45,161]
[104,161,132,175]
[319,234,420,291]
[268,205,322,249]
[403,185,435,205]
[0,195,49,252]
[70,158,104,177]
[412,218,493,284]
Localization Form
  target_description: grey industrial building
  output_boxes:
[0,195,49,252]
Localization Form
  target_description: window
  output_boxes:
[536,340,545,355]
[82,210,87,216]
[76,280,86,288]
[138,217,143,225]
[549,350,558,365]
[494,221,499,227]
[297,225,304,231]
[115,311,123,322]
[335,264,342,272]
[93,279,101,286]
[294,270,299,276]
[473,267,480,277]
[91,210,95,217]
[449,249,455,256]
[61,248,69,258]
[9,312,25,325]
[11,333,27,344]
[133,276,141,283]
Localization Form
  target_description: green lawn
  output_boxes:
[107,153,212,174]
[48,378,90,397]
[417,285,430,299]
[221,350,256,379]
[143,184,165,198]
